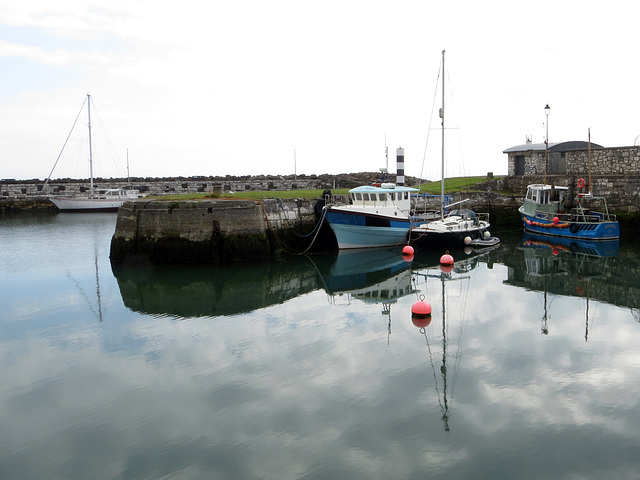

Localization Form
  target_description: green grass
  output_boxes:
[417,176,492,194]
[149,176,497,201]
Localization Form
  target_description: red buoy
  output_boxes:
[402,245,414,256]
[411,299,432,328]
[553,216,559,224]
[440,252,454,266]
[412,300,432,317]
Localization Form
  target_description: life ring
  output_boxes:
[577,178,585,188]
[576,286,584,296]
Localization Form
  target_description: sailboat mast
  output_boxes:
[87,93,94,196]
[440,50,446,220]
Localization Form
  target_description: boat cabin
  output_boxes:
[348,183,417,211]
[522,184,569,216]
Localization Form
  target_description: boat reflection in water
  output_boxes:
[320,244,497,432]
[318,247,416,343]
[508,232,620,338]
[410,246,496,432]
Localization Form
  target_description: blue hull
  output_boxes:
[522,232,619,257]
[519,210,619,241]
[325,209,411,249]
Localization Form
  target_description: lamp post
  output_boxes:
[544,104,550,184]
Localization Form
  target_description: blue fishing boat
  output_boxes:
[324,182,419,249]
[519,183,619,240]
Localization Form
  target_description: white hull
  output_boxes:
[49,189,141,211]
[50,196,126,211]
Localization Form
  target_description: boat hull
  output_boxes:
[49,196,127,212]
[325,209,411,249]
[519,207,620,240]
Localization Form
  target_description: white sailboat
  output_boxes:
[46,93,141,212]
[410,51,498,248]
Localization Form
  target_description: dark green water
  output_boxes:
[1,213,640,479]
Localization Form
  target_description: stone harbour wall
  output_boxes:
[109,197,334,264]
[0,173,421,199]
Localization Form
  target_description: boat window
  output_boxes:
[355,193,362,201]
[363,193,370,201]
[379,193,386,201]
[390,193,395,201]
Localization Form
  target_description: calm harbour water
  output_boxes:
[2,213,640,480]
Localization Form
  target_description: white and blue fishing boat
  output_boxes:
[324,182,419,249]
[519,183,619,240]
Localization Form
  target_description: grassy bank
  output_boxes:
[153,176,493,201]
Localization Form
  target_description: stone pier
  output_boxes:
[109,197,334,264]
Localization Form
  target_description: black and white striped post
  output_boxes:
[396,147,405,186]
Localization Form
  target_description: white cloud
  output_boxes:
[2,1,640,180]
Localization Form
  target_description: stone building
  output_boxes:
[501,140,640,211]
[503,140,640,177]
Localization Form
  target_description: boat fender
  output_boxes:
[577,178,585,188]
[314,199,325,216]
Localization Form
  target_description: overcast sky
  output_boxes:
[1,1,639,181]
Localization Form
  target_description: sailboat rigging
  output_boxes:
[45,93,142,212]
[410,51,499,248]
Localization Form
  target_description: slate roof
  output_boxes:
[503,141,603,154]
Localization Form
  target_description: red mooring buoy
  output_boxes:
[402,245,414,256]
[412,295,432,327]
[411,300,431,317]
[440,252,454,266]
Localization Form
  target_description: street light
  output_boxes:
[544,104,550,184]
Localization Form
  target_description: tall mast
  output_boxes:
[87,93,94,196]
[440,50,446,220]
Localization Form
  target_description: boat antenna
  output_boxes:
[385,134,389,175]
[127,148,130,184]
[87,92,94,196]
